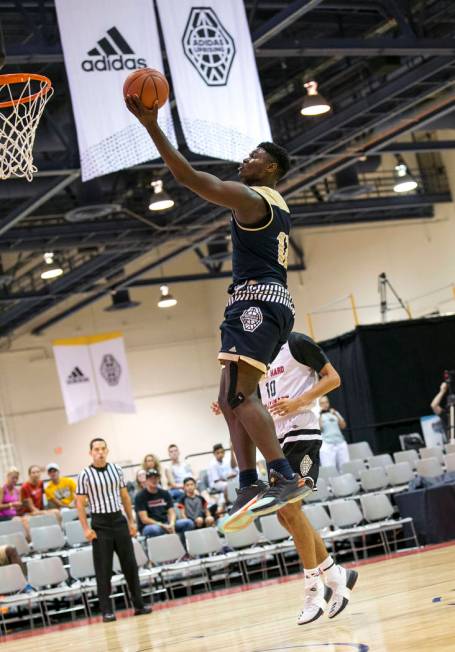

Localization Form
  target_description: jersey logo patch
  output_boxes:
[300,454,313,477]
[240,307,263,332]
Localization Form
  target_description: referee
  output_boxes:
[76,437,151,622]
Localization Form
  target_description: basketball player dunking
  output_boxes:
[213,331,358,624]
[126,96,311,529]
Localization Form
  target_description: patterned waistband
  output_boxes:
[227,283,295,315]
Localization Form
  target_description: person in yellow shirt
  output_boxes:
[45,463,77,508]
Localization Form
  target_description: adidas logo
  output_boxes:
[67,366,90,384]
[81,26,147,73]
[229,346,237,352]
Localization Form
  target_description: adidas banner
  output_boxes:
[53,332,135,424]
[156,0,271,162]
[55,0,177,181]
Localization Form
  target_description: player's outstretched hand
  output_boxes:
[125,94,158,127]
[211,401,222,416]
[269,397,301,417]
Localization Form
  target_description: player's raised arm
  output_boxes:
[125,96,264,222]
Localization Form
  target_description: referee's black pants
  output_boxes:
[91,511,144,614]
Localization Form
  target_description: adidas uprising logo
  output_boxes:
[81,26,147,73]
[67,366,90,385]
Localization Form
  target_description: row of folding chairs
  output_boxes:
[0,509,79,540]
[0,518,300,633]
[318,454,455,496]
[304,493,419,562]
[347,442,455,466]
[0,518,93,558]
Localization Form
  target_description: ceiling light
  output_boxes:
[40,252,63,280]
[149,180,174,211]
[157,285,177,308]
[300,81,331,117]
[104,289,140,311]
[393,164,418,193]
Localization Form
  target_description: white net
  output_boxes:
[0,74,53,182]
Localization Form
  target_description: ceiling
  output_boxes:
[0,0,454,338]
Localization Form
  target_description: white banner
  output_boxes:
[53,332,135,424]
[90,333,135,414]
[55,0,177,181]
[156,0,271,162]
[53,337,99,424]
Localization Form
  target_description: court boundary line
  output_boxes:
[1,540,453,644]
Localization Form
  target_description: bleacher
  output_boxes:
[0,442,453,634]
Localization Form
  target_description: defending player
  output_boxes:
[213,331,358,624]
[126,96,310,527]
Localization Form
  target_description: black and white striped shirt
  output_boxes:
[76,463,125,514]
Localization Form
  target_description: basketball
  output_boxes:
[123,68,169,109]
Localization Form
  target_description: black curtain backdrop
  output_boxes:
[319,315,455,454]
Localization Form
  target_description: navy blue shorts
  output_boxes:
[219,297,294,373]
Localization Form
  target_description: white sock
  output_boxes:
[318,556,341,584]
[304,567,321,588]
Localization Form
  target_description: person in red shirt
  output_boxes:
[20,465,61,524]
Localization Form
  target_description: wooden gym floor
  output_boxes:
[2,543,454,652]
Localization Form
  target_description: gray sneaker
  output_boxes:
[249,470,314,518]
[220,480,268,533]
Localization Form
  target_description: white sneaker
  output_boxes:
[325,565,358,619]
[297,578,332,626]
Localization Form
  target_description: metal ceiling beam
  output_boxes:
[0,172,80,237]
[0,264,307,303]
[286,57,455,157]
[252,0,325,47]
[380,140,455,153]
[290,193,451,218]
[256,38,455,57]
[294,207,435,226]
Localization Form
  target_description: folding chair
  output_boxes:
[416,457,444,478]
[68,546,129,614]
[303,504,332,532]
[367,454,393,470]
[0,532,30,557]
[318,466,339,481]
[386,462,413,487]
[360,493,419,553]
[29,513,59,529]
[27,556,87,624]
[394,449,419,470]
[0,564,44,632]
[347,441,373,461]
[340,459,366,480]
[304,477,329,503]
[359,467,389,492]
[185,528,240,589]
[420,446,444,464]
[444,453,455,473]
[147,533,206,598]
[260,514,297,575]
[330,473,359,498]
[31,525,65,555]
[225,523,267,582]
[113,539,161,604]
[328,499,365,561]
[226,478,240,504]
[65,519,90,548]
[61,509,79,525]
[0,519,26,537]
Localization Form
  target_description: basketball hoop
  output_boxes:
[0,73,53,182]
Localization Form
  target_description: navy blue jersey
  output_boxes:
[231,186,291,288]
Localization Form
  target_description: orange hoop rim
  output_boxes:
[0,73,52,109]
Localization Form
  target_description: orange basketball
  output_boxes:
[123,68,169,109]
